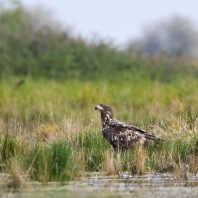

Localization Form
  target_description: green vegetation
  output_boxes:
[0,5,198,187]
[0,77,198,184]
[0,6,198,82]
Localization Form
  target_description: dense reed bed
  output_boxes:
[0,77,198,186]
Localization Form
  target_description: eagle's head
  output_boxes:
[95,104,114,126]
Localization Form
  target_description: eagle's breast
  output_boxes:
[102,114,112,130]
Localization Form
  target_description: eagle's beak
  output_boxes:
[95,105,104,111]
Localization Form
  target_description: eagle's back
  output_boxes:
[102,118,158,151]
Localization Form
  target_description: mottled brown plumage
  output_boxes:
[95,104,161,151]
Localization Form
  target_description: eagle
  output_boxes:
[95,104,161,151]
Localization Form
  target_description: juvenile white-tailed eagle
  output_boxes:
[95,104,161,151]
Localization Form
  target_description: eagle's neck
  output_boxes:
[101,113,113,130]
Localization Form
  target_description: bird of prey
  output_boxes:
[95,104,161,151]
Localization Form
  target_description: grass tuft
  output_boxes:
[103,150,122,175]
[131,146,148,175]
[6,159,29,189]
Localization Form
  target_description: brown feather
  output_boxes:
[95,104,162,151]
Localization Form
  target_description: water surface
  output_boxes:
[1,173,198,198]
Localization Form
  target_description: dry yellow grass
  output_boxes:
[103,150,122,175]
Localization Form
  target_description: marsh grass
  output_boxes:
[103,151,122,175]
[77,131,110,170]
[25,141,73,182]
[6,158,29,189]
[0,77,198,184]
[131,145,148,174]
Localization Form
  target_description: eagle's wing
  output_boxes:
[107,124,147,150]
[109,118,157,140]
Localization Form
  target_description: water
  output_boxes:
[1,173,198,198]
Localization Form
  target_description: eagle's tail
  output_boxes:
[144,132,163,143]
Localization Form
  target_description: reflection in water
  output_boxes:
[1,173,198,198]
